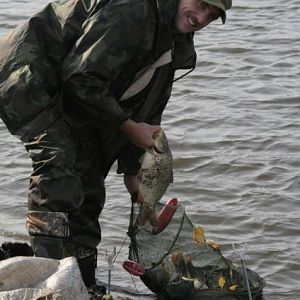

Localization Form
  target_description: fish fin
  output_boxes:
[137,192,144,204]
[138,153,145,163]
[137,163,145,180]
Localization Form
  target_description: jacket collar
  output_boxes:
[154,0,197,70]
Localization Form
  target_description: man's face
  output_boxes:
[174,0,223,33]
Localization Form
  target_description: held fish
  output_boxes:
[137,129,173,229]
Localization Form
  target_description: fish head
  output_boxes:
[152,130,169,154]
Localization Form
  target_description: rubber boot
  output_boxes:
[31,235,97,287]
[77,254,97,287]
[30,235,65,259]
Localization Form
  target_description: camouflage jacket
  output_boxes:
[0,0,196,173]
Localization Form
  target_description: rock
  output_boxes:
[0,242,33,260]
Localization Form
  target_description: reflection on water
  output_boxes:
[0,0,300,299]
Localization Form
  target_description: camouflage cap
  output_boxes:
[202,0,232,24]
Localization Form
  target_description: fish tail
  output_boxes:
[137,206,148,226]
[147,209,158,228]
[138,203,157,227]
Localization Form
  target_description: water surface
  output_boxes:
[0,1,299,299]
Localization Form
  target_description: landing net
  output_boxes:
[127,202,265,300]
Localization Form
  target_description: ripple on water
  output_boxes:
[0,0,300,299]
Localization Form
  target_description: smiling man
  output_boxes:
[0,0,231,297]
[175,0,231,32]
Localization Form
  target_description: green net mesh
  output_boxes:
[128,202,265,300]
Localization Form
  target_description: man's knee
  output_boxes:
[27,211,70,238]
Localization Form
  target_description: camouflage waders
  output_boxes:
[25,117,105,286]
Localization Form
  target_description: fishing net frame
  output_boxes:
[127,201,265,300]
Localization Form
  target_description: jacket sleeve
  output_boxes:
[61,0,152,130]
[117,65,175,175]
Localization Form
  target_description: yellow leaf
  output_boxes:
[206,239,220,251]
[229,284,238,291]
[192,227,205,245]
[218,275,226,289]
[182,276,193,282]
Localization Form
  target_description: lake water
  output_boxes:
[0,0,299,299]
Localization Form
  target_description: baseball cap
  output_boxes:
[202,0,232,24]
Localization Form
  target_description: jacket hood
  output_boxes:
[154,0,196,70]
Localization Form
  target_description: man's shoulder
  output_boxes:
[99,0,157,22]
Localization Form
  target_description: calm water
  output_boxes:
[0,1,299,299]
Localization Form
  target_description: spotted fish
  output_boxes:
[137,129,173,229]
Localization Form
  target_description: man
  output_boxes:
[0,0,231,292]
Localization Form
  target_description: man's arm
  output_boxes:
[61,0,155,131]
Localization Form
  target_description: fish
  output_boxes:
[137,129,173,229]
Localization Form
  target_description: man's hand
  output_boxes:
[120,119,161,149]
